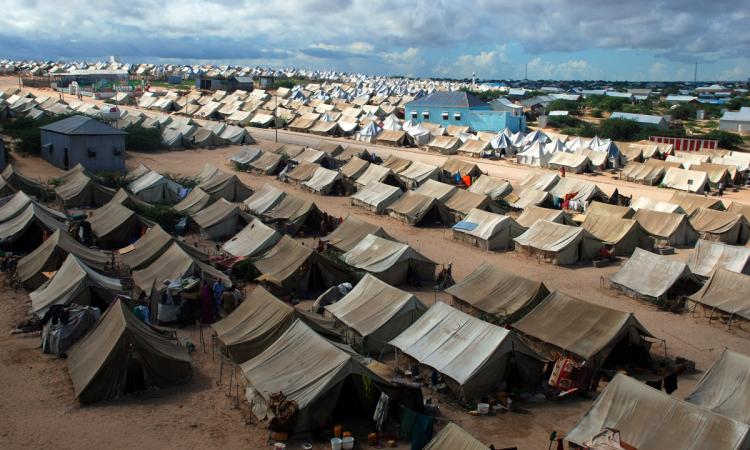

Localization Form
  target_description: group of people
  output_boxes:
[319,212,342,236]
[200,278,243,324]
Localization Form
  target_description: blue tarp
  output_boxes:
[453,221,479,231]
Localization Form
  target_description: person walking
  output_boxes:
[718,181,725,198]
[212,278,225,318]
[200,281,214,324]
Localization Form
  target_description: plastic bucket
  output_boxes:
[342,436,354,450]
[330,437,343,450]
[477,403,490,415]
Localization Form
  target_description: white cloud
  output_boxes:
[433,46,510,78]
[649,62,667,81]
[380,47,424,76]
[526,58,603,80]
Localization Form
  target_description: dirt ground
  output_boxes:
[2,79,750,449]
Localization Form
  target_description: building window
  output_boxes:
[441,112,449,120]
[410,111,418,119]
[44,143,53,154]
[454,112,462,121]
[422,111,430,120]
[113,147,122,156]
[87,149,97,158]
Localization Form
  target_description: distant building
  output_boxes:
[39,115,126,172]
[53,69,129,88]
[609,112,668,130]
[719,107,750,133]
[627,88,653,97]
[489,97,524,116]
[404,91,525,133]
[605,91,634,100]
[195,75,253,92]
[665,95,699,104]
[550,93,581,101]
[580,89,607,97]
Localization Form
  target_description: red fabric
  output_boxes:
[562,192,577,210]
[462,175,472,187]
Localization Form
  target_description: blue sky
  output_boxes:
[1,0,748,81]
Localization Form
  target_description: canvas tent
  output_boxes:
[389,302,543,401]
[190,198,250,241]
[397,161,440,189]
[222,218,281,258]
[88,200,149,249]
[67,300,192,404]
[29,254,123,317]
[302,167,341,195]
[687,239,750,278]
[262,194,322,235]
[423,422,488,450]
[340,234,436,285]
[212,286,296,363]
[610,248,701,301]
[120,224,206,270]
[350,181,402,214]
[513,291,654,367]
[55,171,115,208]
[467,175,512,201]
[387,191,452,226]
[631,196,685,214]
[514,220,602,265]
[197,167,253,202]
[515,205,574,228]
[441,157,483,179]
[519,172,560,192]
[230,146,262,168]
[505,188,551,210]
[548,178,608,205]
[581,214,649,256]
[243,183,286,215]
[132,242,229,294]
[620,162,665,185]
[689,208,749,244]
[661,167,709,194]
[1,164,48,199]
[254,236,349,297]
[565,374,750,450]
[0,202,66,247]
[685,350,750,424]
[446,262,549,324]
[688,268,750,324]
[427,136,461,154]
[325,274,426,354]
[339,157,370,181]
[321,215,390,252]
[248,152,283,175]
[414,179,457,202]
[452,209,524,251]
[634,209,698,246]
[127,170,182,204]
[174,188,212,215]
[671,191,725,215]
[354,164,400,190]
[16,229,109,289]
[547,152,591,174]
[443,189,491,221]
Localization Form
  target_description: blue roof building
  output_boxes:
[39,115,126,171]
[404,91,525,133]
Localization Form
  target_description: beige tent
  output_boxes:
[222,218,281,258]
[519,172,560,191]
[457,139,491,157]
[262,194,322,235]
[689,208,750,244]
[29,254,123,317]
[452,208,525,250]
[515,205,574,228]
[631,196,685,214]
[565,374,750,450]
[423,422,489,450]
[582,214,650,256]
[661,167,709,193]
[621,162,665,185]
[229,146,262,168]
[693,162,734,186]
[387,191,452,226]
[586,201,634,219]
[190,198,250,241]
[197,167,253,202]
[514,220,602,265]
[67,300,192,404]
[88,200,148,249]
[634,209,698,246]
[326,274,426,354]
[1,164,48,199]
[132,242,229,294]
[670,191,725,215]
[727,202,750,223]
[389,302,543,401]
[243,183,286,215]
[547,152,592,174]
[513,291,654,367]
[340,234,436,285]
[414,179,457,202]
[248,152,283,175]
[240,320,358,432]
[397,161,440,189]
[174,188,212,215]
[505,188,551,209]
[212,286,295,363]
[427,135,461,154]
[376,129,408,146]
[55,171,115,208]
[350,181,403,214]
[254,236,349,297]
[0,202,66,247]
[687,239,750,278]
[315,141,345,157]
[548,178,608,204]
[446,261,549,324]
[688,268,750,324]
[441,157,483,179]
[443,190,491,221]
[354,164,400,190]
[381,155,413,173]
[685,350,750,424]
[286,162,320,184]
[339,157,370,181]
[121,224,207,270]
[302,167,342,195]
[16,229,109,289]
[321,215,391,252]
[127,170,182,204]
[467,175,511,201]
[610,248,701,302]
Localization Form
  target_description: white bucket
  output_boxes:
[330,437,343,450]
[477,403,490,415]
[342,436,354,450]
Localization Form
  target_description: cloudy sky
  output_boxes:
[1,0,748,81]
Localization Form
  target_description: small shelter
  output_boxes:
[350,181,403,213]
[610,248,701,302]
[685,350,750,424]
[190,198,250,241]
[634,209,698,247]
[387,191,452,226]
[321,215,391,252]
[467,175,512,201]
[689,208,749,244]
[243,183,286,215]
[688,269,750,326]
[687,239,750,278]
[340,234,436,285]
[514,220,602,265]
[262,194,322,235]
[222,218,281,258]
[88,200,149,249]
[515,205,574,228]
[452,209,524,251]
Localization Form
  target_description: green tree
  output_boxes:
[124,124,164,152]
